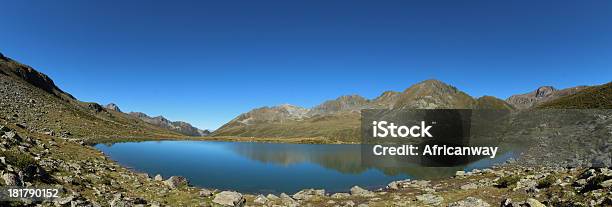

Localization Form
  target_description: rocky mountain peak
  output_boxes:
[308,94,369,116]
[506,85,585,109]
[104,103,122,112]
[535,86,556,97]
[0,55,75,101]
[395,79,475,109]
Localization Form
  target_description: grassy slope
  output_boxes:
[537,82,612,109]
[0,56,189,143]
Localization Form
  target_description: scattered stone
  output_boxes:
[292,188,325,200]
[525,198,546,207]
[199,189,213,197]
[350,186,375,197]
[2,173,21,186]
[448,197,490,207]
[416,193,443,206]
[254,194,268,204]
[342,200,355,207]
[500,198,512,207]
[163,176,188,189]
[331,193,351,199]
[212,191,245,207]
[600,179,612,188]
[460,183,478,190]
[266,194,280,200]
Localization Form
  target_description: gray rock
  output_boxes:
[416,193,443,205]
[525,198,546,207]
[266,194,280,200]
[199,189,213,197]
[292,188,325,200]
[448,197,490,207]
[55,195,75,206]
[460,183,478,190]
[350,186,375,197]
[500,198,512,207]
[342,200,355,207]
[455,170,466,176]
[253,194,268,204]
[600,179,612,188]
[163,176,188,189]
[153,174,163,181]
[212,191,245,207]
[331,193,351,199]
[2,173,21,186]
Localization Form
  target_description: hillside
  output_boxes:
[0,53,189,142]
[506,85,586,109]
[537,82,612,109]
[127,111,210,136]
[212,79,512,142]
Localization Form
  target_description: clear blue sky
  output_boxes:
[2,0,611,130]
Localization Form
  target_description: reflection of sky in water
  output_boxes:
[95,141,514,194]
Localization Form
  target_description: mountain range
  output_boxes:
[1,52,609,142]
[212,79,611,142]
[0,53,208,140]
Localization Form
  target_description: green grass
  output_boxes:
[496,175,521,188]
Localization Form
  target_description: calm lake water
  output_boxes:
[95,141,514,194]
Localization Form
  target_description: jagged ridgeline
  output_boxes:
[0,53,205,141]
[214,79,612,142]
[212,80,515,142]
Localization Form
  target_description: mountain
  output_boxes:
[127,112,210,136]
[506,85,587,109]
[393,79,476,109]
[212,79,511,142]
[0,53,187,141]
[104,103,122,112]
[537,82,612,109]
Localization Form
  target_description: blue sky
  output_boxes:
[1,0,611,130]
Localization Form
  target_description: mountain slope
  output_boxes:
[127,111,210,136]
[0,53,187,141]
[213,79,511,142]
[506,86,586,109]
[536,82,612,109]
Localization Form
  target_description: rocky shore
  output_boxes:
[1,123,610,207]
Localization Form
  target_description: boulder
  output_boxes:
[253,194,268,204]
[163,176,188,189]
[212,191,245,207]
[350,186,375,197]
[292,188,325,200]
[266,194,280,200]
[2,173,21,186]
[199,189,213,197]
[154,174,163,181]
[331,193,350,199]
